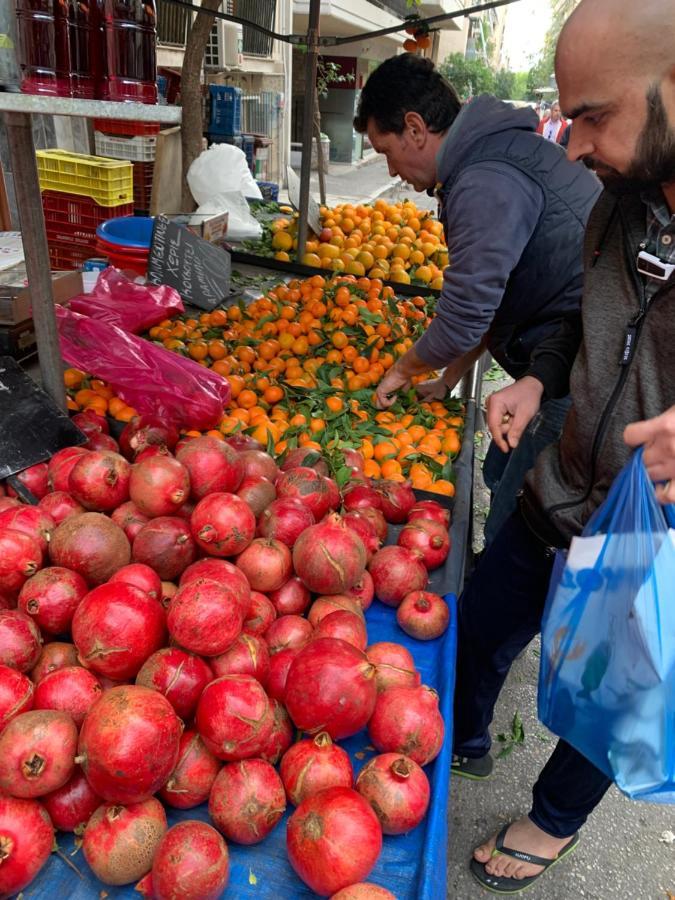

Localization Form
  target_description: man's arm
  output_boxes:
[624,406,675,504]
[524,315,583,400]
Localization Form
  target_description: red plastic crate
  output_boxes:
[93,118,161,137]
[42,191,134,247]
[48,240,93,270]
[132,161,154,212]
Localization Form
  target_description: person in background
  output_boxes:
[537,100,568,142]
[455,0,675,891]
[352,54,600,545]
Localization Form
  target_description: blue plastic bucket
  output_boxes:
[96,216,154,249]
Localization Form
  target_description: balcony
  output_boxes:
[293,0,404,41]
[417,0,464,20]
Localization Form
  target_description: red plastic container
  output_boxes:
[48,241,92,270]
[42,191,134,247]
[104,0,157,104]
[132,161,154,212]
[93,118,160,137]
[95,238,149,275]
[15,0,70,96]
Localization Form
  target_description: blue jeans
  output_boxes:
[453,509,612,838]
[482,396,572,547]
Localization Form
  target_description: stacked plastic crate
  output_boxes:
[37,150,134,270]
[207,85,243,150]
[94,119,160,214]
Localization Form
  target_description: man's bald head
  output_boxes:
[554,0,675,202]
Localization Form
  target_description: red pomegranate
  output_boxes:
[343,448,366,475]
[18,566,88,635]
[285,638,377,740]
[72,582,166,680]
[49,512,130,585]
[72,410,109,437]
[397,519,450,570]
[0,795,54,896]
[0,709,77,797]
[159,730,221,810]
[235,537,292,593]
[135,647,213,720]
[257,497,315,548]
[111,500,149,542]
[324,476,341,511]
[286,786,382,896]
[132,516,196,581]
[82,796,167,885]
[242,591,277,636]
[7,462,49,500]
[355,506,388,543]
[276,467,331,520]
[0,505,55,554]
[280,732,353,806]
[176,435,244,499]
[190,492,256,557]
[77,685,182,803]
[42,767,102,831]
[266,646,300,703]
[368,546,428,607]
[118,416,178,459]
[308,594,364,627]
[258,699,294,765]
[179,557,250,598]
[129,456,190,518]
[0,497,20,512]
[366,642,421,693]
[239,449,279,483]
[167,577,245,657]
[225,433,262,452]
[48,447,88,492]
[209,758,286,845]
[396,590,450,640]
[31,642,79,683]
[343,512,381,562]
[109,562,162,599]
[147,821,229,900]
[0,530,43,595]
[134,444,171,463]
[331,885,397,900]
[84,432,120,453]
[293,515,367,595]
[0,610,42,672]
[195,674,273,761]
[368,685,444,766]
[280,448,329,475]
[313,610,367,651]
[265,614,313,655]
[346,570,375,610]
[33,666,102,727]
[68,451,131,512]
[210,633,270,686]
[343,483,383,512]
[38,490,84,524]
[0,664,34,730]
[407,499,451,527]
[375,480,416,523]
[356,752,430,834]
[268,575,311,616]
[236,476,276,517]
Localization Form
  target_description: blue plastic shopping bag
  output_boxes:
[538,449,675,802]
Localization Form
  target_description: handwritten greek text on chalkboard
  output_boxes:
[147,216,231,311]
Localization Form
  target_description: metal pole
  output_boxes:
[4,112,67,411]
[297,0,321,260]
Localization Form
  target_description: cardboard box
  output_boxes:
[0,269,83,325]
[166,212,229,244]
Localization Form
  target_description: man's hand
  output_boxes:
[486,376,544,452]
[415,375,449,402]
[375,365,412,409]
[624,405,675,504]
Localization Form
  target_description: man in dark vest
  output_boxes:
[353,56,600,543]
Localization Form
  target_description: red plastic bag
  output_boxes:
[56,306,230,431]
[68,267,184,333]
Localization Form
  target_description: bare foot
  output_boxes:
[473,816,573,881]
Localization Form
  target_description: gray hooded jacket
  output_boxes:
[414,95,600,376]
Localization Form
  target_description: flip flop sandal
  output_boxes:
[469,824,580,894]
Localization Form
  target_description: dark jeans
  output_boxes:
[453,509,612,838]
[482,396,572,547]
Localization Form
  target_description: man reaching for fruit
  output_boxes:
[354,55,600,543]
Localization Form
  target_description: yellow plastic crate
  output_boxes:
[36,150,134,207]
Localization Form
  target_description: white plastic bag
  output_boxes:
[187,144,262,205]
[192,192,262,243]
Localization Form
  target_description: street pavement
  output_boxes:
[319,158,675,898]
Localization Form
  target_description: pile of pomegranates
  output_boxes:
[0,416,452,897]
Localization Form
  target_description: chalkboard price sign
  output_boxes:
[147,216,232,310]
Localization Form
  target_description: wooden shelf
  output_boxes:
[0,94,181,123]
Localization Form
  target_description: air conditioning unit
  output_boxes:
[218,20,243,68]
